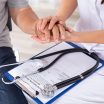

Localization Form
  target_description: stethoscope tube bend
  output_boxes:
[1,48,100,97]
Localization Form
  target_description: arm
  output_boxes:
[39,0,77,30]
[37,0,77,42]
[65,30,104,44]
[56,0,78,21]
[9,6,39,35]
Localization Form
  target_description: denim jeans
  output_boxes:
[0,47,28,104]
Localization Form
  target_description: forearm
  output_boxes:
[10,7,39,35]
[56,0,77,21]
[69,30,104,44]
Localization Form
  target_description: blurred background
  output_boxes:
[10,0,79,62]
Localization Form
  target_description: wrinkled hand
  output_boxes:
[35,16,66,42]
[31,17,74,43]
[31,19,51,43]
[31,24,51,43]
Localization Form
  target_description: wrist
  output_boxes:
[70,31,81,42]
[21,18,39,35]
[55,14,66,22]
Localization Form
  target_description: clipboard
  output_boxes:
[4,42,104,104]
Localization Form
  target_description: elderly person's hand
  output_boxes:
[33,16,73,43]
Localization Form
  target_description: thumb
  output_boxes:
[66,27,73,33]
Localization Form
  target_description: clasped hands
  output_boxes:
[31,16,74,43]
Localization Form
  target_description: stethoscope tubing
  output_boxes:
[1,48,100,91]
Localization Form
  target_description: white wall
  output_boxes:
[28,0,59,9]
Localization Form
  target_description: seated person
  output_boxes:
[0,0,62,104]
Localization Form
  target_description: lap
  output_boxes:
[55,68,104,104]
[0,47,28,104]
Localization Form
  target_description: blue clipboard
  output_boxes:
[5,42,104,104]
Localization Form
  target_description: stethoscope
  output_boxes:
[0,48,100,97]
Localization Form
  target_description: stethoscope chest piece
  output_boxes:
[41,84,57,98]
[1,48,100,98]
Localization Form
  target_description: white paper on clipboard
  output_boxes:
[8,42,102,103]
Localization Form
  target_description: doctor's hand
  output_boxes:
[60,30,79,42]
[32,23,71,43]
[31,17,61,43]
[37,16,65,42]
[39,16,65,30]
[36,16,73,41]
[39,16,73,32]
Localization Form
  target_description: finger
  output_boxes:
[41,16,52,30]
[31,35,48,44]
[65,27,73,32]
[44,30,51,42]
[31,35,34,39]
[37,19,43,31]
[59,21,73,33]
[38,32,46,41]
[43,25,51,42]
[32,21,38,37]
[36,19,47,41]
[48,16,59,30]
[32,21,46,41]
[59,21,66,27]
[50,35,54,42]
[58,24,66,40]
[52,25,60,42]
